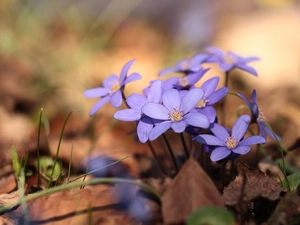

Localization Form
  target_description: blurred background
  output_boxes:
[1,0,300,173]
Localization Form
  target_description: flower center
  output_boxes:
[225,136,238,149]
[109,80,120,93]
[223,54,236,64]
[179,76,189,87]
[197,95,209,108]
[168,107,183,122]
[257,109,266,122]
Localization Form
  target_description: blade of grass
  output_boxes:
[67,141,75,183]
[37,108,43,189]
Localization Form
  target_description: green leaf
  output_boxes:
[186,206,235,225]
[11,146,20,177]
[281,172,300,192]
[35,156,62,181]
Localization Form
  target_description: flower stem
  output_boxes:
[180,133,189,159]
[121,88,130,108]
[162,134,179,174]
[146,140,167,177]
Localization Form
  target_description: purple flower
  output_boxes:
[194,76,228,123]
[195,115,266,161]
[238,89,281,141]
[114,80,163,143]
[142,88,210,141]
[205,46,259,76]
[159,53,209,76]
[163,68,209,90]
[84,59,142,116]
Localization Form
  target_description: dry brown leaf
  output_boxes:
[223,162,285,206]
[162,158,223,225]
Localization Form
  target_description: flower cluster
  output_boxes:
[84,46,278,162]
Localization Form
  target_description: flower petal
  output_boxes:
[195,134,225,146]
[123,72,142,85]
[251,89,257,103]
[171,120,187,133]
[210,147,231,162]
[126,94,147,110]
[83,88,109,98]
[158,66,180,76]
[119,59,136,82]
[232,145,251,155]
[142,102,169,120]
[197,107,216,124]
[162,89,181,111]
[235,64,258,76]
[147,80,163,103]
[239,136,266,146]
[210,123,229,142]
[232,115,251,140]
[103,74,118,89]
[89,95,110,116]
[181,88,203,114]
[137,117,154,143]
[262,123,281,141]
[184,112,210,128]
[208,87,228,105]
[149,121,171,141]
[110,90,122,108]
[201,76,219,97]
[237,92,250,107]
[114,109,141,121]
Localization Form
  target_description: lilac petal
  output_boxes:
[239,136,266,146]
[201,76,219,97]
[242,56,260,63]
[103,74,118,89]
[126,94,147,110]
[205,46,224,55]
[207,87,228,106]
[147,80,163,103]
[187,68,209,86]
[83,88,109,98]
[249,102,259,118]
[114,109,141,121]
[258,122,267,140]
[137,117,154,143]
[119,59,136,82]
[171,120,187,133]
[210,123,229,142]
[163,77,180,90]
[110,90,122,108]
[181,88,203,114]
[162,89,181,111]
[235,64,258,76]
[191,53,210,64]
[263,123,281,141]
[219,62,234,72]
[184,112,209,128]
[89,95,110,116]
[149,121,172,141]
[158,66,180,77]
[232,115,251,140]
[251,89,257,103]
[232,145,251,155]
[237,92,250,107]
[197,107,216,124]
[123,72,142,85]
[142,102,169,120]
[210,147,231,162]
[195,134,225,146]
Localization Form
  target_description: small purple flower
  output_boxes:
[114,80,163,143]
[84,59,142,116]
[195,115,266,161]
[205,46,259,76]
[194,76,228,123]
[163,68,210,90]
[159,53,209,76]
[238,89,281,141]
[142,88,210,141]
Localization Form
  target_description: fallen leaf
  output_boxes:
[223,162,285,206]
[162,158,223,225]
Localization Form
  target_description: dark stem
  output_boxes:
[121,88,130,108]
[146,140,167,177]
[180,133,189,159]
[221,154,231,188]
[220,71,230,127]
[162,134,179,174]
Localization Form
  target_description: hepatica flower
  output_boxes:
[195,115,266,161]
[238,89,281,141]
[84,59,142,116]
[114,80,163,143]
[159,53,209,76]
[142,88,210,141]
[205,46,259,76]
[194,76,228,123]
